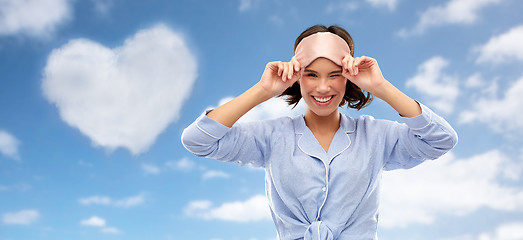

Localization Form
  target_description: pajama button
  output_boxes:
[321,186,326,192]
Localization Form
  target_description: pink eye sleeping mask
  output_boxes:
[294,32,351,68]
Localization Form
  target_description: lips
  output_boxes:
[312,95,334,103]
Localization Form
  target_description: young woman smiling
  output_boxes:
[182,25,457,240]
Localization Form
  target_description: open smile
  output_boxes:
[312,95,334,104]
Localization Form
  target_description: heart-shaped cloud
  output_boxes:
[42,24,197,154]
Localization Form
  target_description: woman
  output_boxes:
[181,25,457,240]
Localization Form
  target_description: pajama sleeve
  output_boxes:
[181,111,271,168]
[382,103,458,170]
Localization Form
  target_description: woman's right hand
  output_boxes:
[258,59,301,98]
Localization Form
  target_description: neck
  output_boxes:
[304,108,341,133]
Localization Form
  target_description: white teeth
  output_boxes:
[313,96,333,103]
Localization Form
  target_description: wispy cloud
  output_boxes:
[380,150,523,228]
[79,196,111,205]
[2,209,39,225]
[325,1,359,14]
[440,221,523,240]
[42,24,198,155]
[398,0,504,37]
[268,15,284,26]
[202,170,230,180]
[238,0,259,12]
[0,183,32,192]
[405,56,459,114]
[460,75,523,134]
[0,0,72,39]
[0,130,20,160]
[475,24,523,64]
[80,216,121,234]
[141,163,161,175]
[365,0,398,11]
[101,226,121,234]
[78,193,145,207]
[184,195,271,222]
[165,157,195,171]
[80,216,106,227]
[113,194,145,207]
[90,0,114,15]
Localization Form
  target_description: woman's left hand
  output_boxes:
[342,55,387,95]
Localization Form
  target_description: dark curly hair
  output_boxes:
[278,25,373,110]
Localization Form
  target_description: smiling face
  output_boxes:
[299,57,347,118]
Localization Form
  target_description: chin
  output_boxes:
[306,105,340,118]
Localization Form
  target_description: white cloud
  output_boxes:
[475,24,523,64]
[184,195,271,222]
[78,196,112,205]
[165,157,195,171]
[441,222,523,240]
[184,200,212,213]
[141,164,161,175]
[202,170,230,180]
[80,216,106,227]
[0,130,20,160]
[0,0,72,38]
[42,24,197,155]
[80,216,121,234]
[2,209,39,225]
[405,56,459,114]
[484,222,523,240]
[79,193,145,207]
[113,194,145,207]
[365,0,398,11]
[380,150,523,228]
[460,76,523,134]
[465,72,485,88]
[398,0,503,36]
[214,96,305,123]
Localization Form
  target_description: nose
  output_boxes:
[316,77,331,93]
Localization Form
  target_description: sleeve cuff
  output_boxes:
[401,103,433,130]
[194,110,231,140]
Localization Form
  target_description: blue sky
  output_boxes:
[1,0,523,239]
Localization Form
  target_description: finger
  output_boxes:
[293,59,301,72]
[347,56,355,75]
[342,54,350,71]
[282,62,290,82]
[277,61,284,77]
[358,56,371,67]
[353,57,361,75]
[287,62,294,80]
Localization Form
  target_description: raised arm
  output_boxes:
[342,55,421,118]
[181,60,302,167]
[342,55,457,169]
[207,60,301,127]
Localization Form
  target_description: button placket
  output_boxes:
[316,161,330,221]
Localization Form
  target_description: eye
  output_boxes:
[306,73,318,77]
[330,74,342,78]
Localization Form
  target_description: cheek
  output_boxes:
[334,79,347,94]
[298,79,313,95]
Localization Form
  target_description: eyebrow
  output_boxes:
[304,69,342,74]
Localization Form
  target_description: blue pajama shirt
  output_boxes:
[181,103,458,240]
